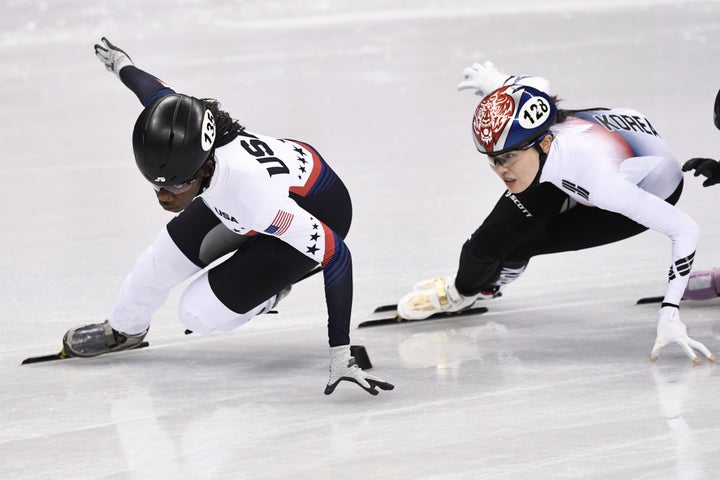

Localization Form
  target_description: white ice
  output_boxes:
[3,1,720,479]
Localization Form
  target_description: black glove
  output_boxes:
[682,157,720,187]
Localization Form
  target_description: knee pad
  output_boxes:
[179,273,271,334]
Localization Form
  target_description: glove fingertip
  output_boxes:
[370,380,395,391]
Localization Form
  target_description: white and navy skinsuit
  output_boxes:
[107,64,354,347]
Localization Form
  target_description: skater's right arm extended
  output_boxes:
[94,37,175,107]
[457,60,551,97]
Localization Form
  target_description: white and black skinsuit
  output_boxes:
[455,81,698,310]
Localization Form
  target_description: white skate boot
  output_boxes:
[397,276,493,320]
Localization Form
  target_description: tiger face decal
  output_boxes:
[472,86,516,153]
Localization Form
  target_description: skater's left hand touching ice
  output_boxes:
[324,345,394,395]
[650,306,716,364]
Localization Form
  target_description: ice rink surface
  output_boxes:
[3,0,720,478]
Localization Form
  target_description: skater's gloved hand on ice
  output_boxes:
[94,37,133,77]
[650,306,716,365]
[682,157,720,187]
[324,345,394,396]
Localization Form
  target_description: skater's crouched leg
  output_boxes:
[178,272,273,334]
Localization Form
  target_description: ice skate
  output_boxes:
[272,285,292,309]
[410,276,500,295]
[397,276,492,320]
[258,285,292,316]
[62,320,148,358]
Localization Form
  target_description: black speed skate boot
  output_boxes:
[62,320,148,358]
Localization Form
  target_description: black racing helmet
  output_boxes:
[132,94,216,186]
